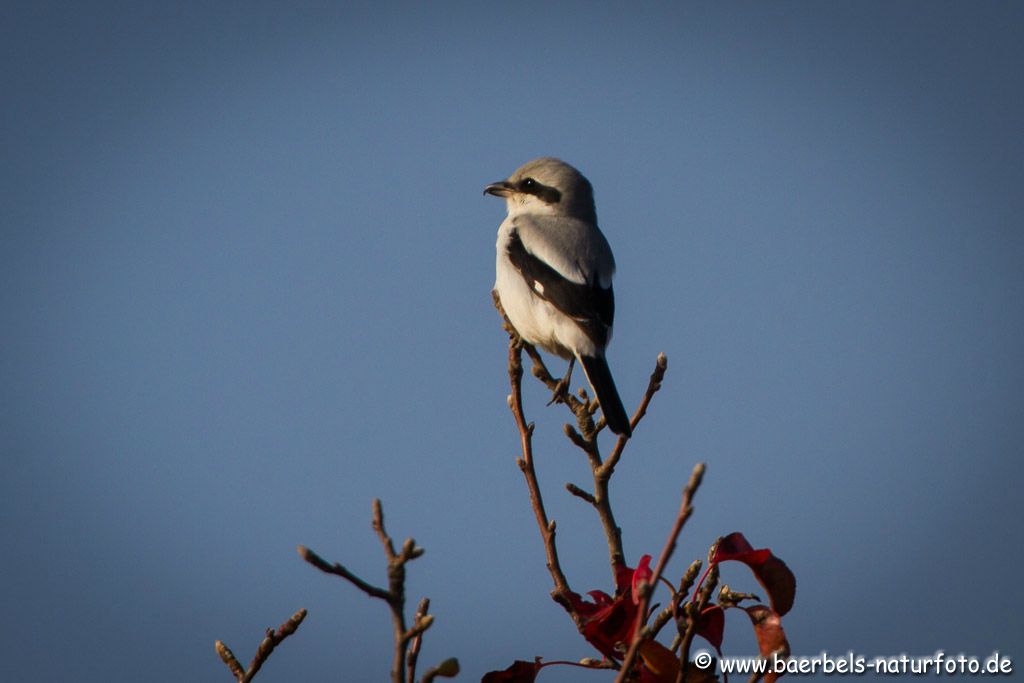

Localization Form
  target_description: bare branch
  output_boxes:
[601,353,668,479]
[298,545,390,600]
[215,640,245,681]
[650,559,703,637]
[587,353,670,577]
[676,563,719,683]
[215,609,307,682]
[406,598,430,683]
[565,482,596,506]
[494,291,578,619]
[373,498,399,560]
[420,657,460,682]
[494,289,673,595]
[300,500,435,683]
[615,463,706,683]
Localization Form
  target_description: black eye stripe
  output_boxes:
[518,177,561,204]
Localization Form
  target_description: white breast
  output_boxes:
[494,220,601,359]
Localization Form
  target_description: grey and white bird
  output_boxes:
[486,157,632,437]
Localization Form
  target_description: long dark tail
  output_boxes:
[578,354,632,437]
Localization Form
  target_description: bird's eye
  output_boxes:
[520,178,537,191]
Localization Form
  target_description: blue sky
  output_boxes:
[2,2,1022,681]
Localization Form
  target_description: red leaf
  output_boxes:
[712,533,796,616]
[713,533,771,565]
[745,605,790,683]
[567,555,653,661]
[631,554,654,601]
[481,660,541,683]
[696,604,725,652]
[638,639,680,683]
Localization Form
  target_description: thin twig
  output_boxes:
[589,353,670,578]
[297,545,390,600]
[376,501,415,683]
[299,500,429,683]
[420,657,460,682]
[565,482,596,505]
[494,291,579,619]
[676,563,719,683]
[649,560,703,637]
[215,640,246,681]
[494,290,670,590]
[215,608,307,682]
[614,463,706,683]
[406,598,430,683]
[601,353,668,479]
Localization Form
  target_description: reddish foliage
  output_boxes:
[745,605,790,683]
[696,604,725,652]
[637,639,680,683]
[712,533,796,616]
[481,659,541,683]
[566,555,652,661]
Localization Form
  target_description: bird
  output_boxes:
[485,157,632,437]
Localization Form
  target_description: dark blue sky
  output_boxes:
[3,2,1022,681]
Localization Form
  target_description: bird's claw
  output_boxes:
[547,376,571,406]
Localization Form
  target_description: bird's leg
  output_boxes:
[547,357,575,406]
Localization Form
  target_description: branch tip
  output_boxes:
[422,657,461,681]
[566,482,597,505]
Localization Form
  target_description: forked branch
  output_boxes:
[299,500,456,683]
[215,608,307,683]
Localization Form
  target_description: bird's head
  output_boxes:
[484,157,597,223]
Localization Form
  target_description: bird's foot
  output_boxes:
[546,376,572,406]
[546,357,576,406]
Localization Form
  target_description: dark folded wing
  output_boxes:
[506,229,614,348]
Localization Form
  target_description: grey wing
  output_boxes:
[504,226,614,348]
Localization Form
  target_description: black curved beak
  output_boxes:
[484,181,514,198]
